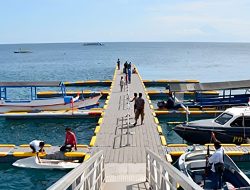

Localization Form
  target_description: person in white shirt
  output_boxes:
[120,76,125,92]
[29,140,45,163]
[208,136,224,189]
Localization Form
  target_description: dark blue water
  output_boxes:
[1,42,250,189]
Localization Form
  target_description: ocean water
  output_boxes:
[1,42,250,189]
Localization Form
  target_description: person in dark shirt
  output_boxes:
[123,61,128,74]
[117,59,120,70]
[166,92,175,109]
[133,93,145,126]
[130,93,138,113]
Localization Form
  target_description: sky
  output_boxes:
[1,0,250,44]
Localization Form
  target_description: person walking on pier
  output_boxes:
[133,93,145,126]
[60,127,77,152]
[120,76,125,92]
[130,93,138,113]
[117,58,120,70]
[128,65,132,84]
[123,61,128,74]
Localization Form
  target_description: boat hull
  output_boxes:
[0,95,101,113]
[174,124,250,144]
[177,150,250,189]
[13,156,80,169]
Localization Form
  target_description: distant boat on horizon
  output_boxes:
[82,42,104,46]
[14,48,32,53]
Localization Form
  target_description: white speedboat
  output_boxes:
[178,150,250,189]
[13,156,80,169]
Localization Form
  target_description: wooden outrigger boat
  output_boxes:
[0,82,101,113]
[158,79,250,110]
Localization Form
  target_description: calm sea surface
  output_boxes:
[1,42,250,189]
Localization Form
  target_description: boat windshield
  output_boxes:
[215,113,233,125]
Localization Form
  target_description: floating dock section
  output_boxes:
[37,89,218,98]
[0,109,102,119]
[165,144,250,162]
[0,144,90,163]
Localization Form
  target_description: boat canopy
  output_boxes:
[169,79,250,92]
[0,81,63,87]
[0,81,65,100]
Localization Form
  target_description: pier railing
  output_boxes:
[47,151,105,190]
[146,149,202,190]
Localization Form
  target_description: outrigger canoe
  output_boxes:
[0,95,101,113]
[0,81,101,113]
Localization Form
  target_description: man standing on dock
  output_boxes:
[133,93,145,126]
[117,58,120,70]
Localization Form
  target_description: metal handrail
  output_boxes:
[146,148,202,190]
[48,151,105,190]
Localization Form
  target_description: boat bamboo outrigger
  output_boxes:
[0,81,101,113]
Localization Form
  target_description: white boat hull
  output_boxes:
[13,156,80,169]
[0,95,101,113]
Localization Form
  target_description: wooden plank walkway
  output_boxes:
[93,67,165,164]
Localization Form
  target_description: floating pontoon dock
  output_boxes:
[63,79,199,87]
[0,144,90,163]
[46,67,221,189]
[0,108,102,119]
[48,66,250,190]
[37,89,218,98]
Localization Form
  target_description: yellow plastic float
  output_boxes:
[64,152,86,157]
[89,136,97,147]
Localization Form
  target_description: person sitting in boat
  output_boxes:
[166,93,175,109]
[60,127,77,152]
[29,140,45,163]
[207,133,224,189]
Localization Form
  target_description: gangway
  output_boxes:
[48,149,202,190]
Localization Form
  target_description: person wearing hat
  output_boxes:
[60,127,77,152]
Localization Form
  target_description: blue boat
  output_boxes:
[158,79,250,109]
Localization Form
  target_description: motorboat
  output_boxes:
[13,156,80,169]
[174,106,250,144]
[0,81,101,113]
[177,150,250,189]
